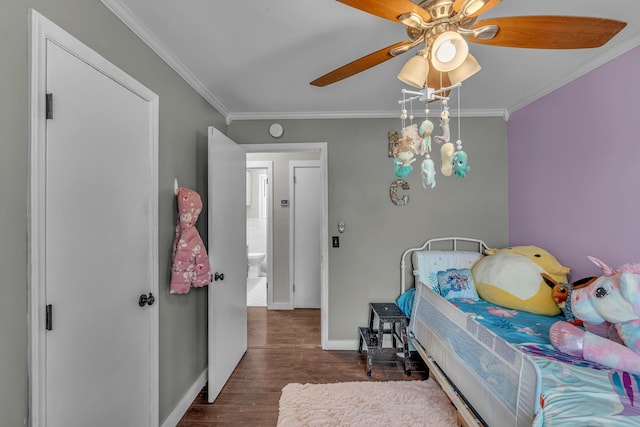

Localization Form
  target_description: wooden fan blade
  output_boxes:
[310,41,413,87]
[469,16,626,49]
[453,0,500,18]
[338,0,430,24]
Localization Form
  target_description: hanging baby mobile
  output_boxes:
[388,83,469,206]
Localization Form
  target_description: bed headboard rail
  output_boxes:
[400,237,488,293]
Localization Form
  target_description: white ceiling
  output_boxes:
[102,0,640,122]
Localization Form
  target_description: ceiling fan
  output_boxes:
[310,0,626,88]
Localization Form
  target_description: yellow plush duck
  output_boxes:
[472,246,570,316]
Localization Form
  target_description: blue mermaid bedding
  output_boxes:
[411,286,640,426]
[451,297,640,425]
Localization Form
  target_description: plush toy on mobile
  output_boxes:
[421,156,436,189]
[418,118,434,155]
[433,108,450,145]
[394,136,417,179]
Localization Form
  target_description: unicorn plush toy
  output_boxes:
[550,257,640,374]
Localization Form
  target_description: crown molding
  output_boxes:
[226,108,508,123]
[100,0,229,118]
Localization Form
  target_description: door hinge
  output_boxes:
[46,304,53,331]
[293,284,295,292]
[46,93,53,120]
[293,176,296,184]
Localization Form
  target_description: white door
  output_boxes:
[30,12,159,427]
[208,127,248,402]
[290,161,322,308]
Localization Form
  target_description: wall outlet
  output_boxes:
[332,236,339,248]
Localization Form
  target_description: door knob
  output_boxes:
[214,272,224,281]
[138,292,155,307]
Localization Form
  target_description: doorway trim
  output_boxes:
[28,10,159,425]
[242,143,329,349]
[246,160,273,307]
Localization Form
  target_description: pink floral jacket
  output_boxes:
[170,187,211,294]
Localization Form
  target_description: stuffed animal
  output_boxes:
[550,259,640,375]
[440,142,455,176]
[541,273,596,326]
[403,124,422,153]
[418,119,434,155]
[453,149,470,178]
[433,109,450,144]
[421,157,436,189]
[472,246,570,316]
[394,136,417,179]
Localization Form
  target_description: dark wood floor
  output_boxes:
[177,307,428,426]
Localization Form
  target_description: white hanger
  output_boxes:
[174,178,179,195]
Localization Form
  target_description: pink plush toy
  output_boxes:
[550,257,640,374]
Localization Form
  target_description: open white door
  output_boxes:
[207,127,247,402]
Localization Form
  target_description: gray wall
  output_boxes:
[0,1,224,425]
[229,117,508,344]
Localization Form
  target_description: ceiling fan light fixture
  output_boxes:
[397,52,429,88]
[431,31,469,72]
[448,53,481,85]
[458,25,499,41]
[398,12,424,29]
[461,0,488,16]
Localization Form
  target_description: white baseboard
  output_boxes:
[161,368,207,427]
[325,339,359,350]
[268,302,293,310]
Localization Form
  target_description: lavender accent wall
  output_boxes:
[508,45,640,280]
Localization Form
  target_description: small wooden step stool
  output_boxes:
[358,302,411,376]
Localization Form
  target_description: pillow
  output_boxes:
[413,250,483,292]
[395,288,415,318]
[437,268,479,300]
[472,245,570,316]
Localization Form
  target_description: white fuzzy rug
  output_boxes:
[277,380,456,426]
